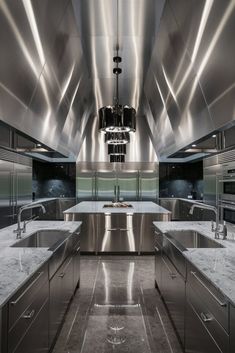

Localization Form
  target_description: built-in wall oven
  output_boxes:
[221,163,235,224]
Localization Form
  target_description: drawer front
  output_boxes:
[154,230,163,250]
[163,237,186,278]
[187,283,229,353]
[8,264,48,330]
[185,300,224,353]
[12,299,49,353]
[187,262,228,331]
[8,281,49,353]
[162,254,185,345]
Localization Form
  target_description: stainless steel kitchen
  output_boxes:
[0,1,235,352]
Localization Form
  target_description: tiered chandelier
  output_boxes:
[98,1,136,163]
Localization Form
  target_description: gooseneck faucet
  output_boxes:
[14,203,46,239]
[189,203,227,239]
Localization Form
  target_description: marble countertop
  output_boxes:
[64,201,171,214]
[0,220,81,308]
[153,221,235,305]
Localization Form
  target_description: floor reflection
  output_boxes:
[52,256,183,353]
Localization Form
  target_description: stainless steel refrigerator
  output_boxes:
[0,159,32,229]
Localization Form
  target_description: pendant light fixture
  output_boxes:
[98,54,136,132]
[104,131,130,144]
[98,0,136,163]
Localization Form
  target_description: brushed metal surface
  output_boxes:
[185,299,223,353]
[11,229,69,249]
[230,305,235,352]
[161,253,185,346]
[166,230,224,250]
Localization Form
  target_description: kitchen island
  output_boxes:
[64,201,171,253]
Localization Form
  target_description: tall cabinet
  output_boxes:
[0,150,32,229]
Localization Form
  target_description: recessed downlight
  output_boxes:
[212,134,216,138]
[192,144,197,147]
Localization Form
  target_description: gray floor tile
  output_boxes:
[52,256,182,353]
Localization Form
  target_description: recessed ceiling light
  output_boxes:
[36,143,42,147]
[192,144,197,147]
[212,134,216,138]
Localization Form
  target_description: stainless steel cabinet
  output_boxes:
[0,160,32,229]
[12,300,49,353]
[73,241,80,290]
[97,213,139,252]
[185,299,222,353]
[7,264,49,353]
[154,231,163,290]
[49,255,74,346]
[161,254,185,346]
[185,262,229,353]
[230,305,235,352]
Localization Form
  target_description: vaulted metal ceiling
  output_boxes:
[0,0,235,163]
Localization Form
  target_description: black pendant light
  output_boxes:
[98,0,136,163]
[110,154,125,163]
[98,55,136,132]
[108,144,126,155]
[105,131,130,144]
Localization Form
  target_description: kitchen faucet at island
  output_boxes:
[14,203,46,239]
[189,203,227,240]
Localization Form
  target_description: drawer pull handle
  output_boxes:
[10,272,44,306]
[22,309,35,320]
[200,312,213,322]
[59,273,65,278]
[170,273,177,279]
[190,271,227,307]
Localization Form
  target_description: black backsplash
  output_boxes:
[159,161,203,199]
[33,161,76,198]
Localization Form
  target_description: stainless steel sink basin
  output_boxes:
[103,203,133,208]
[11,229,69,249]
[167,230,224,249]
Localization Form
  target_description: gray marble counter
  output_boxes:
[0,220,81,308]
[64,201,171,215]
[153,221,235,305]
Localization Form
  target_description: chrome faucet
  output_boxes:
[14,204,46,239]
[189,203,226,239]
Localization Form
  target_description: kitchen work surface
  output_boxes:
[154,221,235,305]
[52,256,182,353]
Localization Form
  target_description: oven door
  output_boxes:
[223,207,235,224]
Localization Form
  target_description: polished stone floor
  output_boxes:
[52,256,183,353]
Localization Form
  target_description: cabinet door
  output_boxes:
[154,243,162,290]
[96,172,116,200]
[117,172,138,201]
[73,242,80,290]
[161,254,185,345]
[14,300,49,353]
[49,256,74,346]
[185,300,222,353]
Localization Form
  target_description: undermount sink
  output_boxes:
[103,203,133,208]
[11,229,69,250]
[166,230,224,249]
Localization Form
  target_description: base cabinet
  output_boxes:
[13,300,49,353]
[185,300,222,353]
[49,255,74,346]
[161,254,185,346]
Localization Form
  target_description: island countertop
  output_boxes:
[64,201,172,214]
[153,221,235,306]
[0,220,81,309]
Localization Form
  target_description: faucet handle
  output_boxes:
[211,220,215,232]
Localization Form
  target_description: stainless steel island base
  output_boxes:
[64,202,171,254]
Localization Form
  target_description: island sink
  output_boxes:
[103,202,133,208]
[166,230,224,249]
[11,229,69,250]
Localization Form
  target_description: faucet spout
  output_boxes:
[189,203,220,239]
[14,203,46,239]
